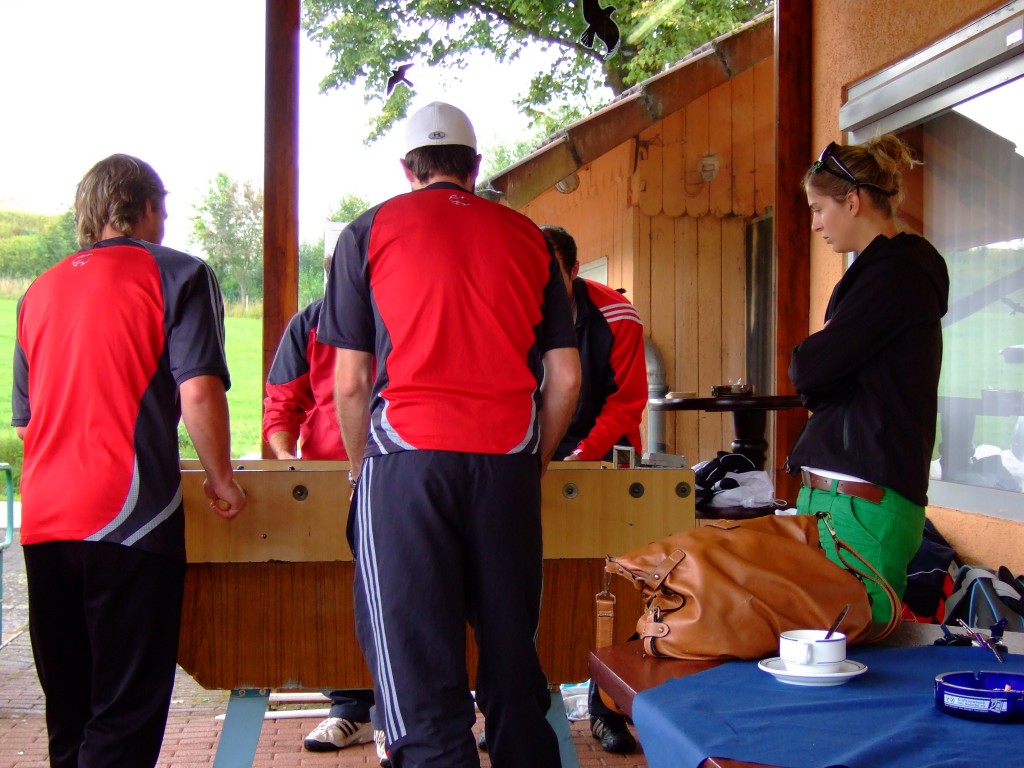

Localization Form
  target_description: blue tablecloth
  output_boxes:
[632,644,1024,768]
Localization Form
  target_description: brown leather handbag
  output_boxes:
[604,513,899,661]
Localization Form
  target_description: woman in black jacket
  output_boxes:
[788,134,949,623]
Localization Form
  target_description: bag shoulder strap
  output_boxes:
[816,512,902,642]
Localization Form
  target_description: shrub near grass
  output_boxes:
[0,296,20,492]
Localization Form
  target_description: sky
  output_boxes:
[0,0,563,251]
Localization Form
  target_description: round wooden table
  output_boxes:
[648,394,804,470]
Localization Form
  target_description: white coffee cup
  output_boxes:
[779,629,847,673]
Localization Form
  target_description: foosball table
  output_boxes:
[178,459,696,766]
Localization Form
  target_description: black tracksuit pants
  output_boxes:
[349,450,560,768]
[24,540,185,768]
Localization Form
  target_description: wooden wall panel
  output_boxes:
[623,73,768,221]
[521,140,637,291]
[636,213,653,331]
[513,60,778,468]
[637,123,664,216]
[649,214,677,401]
[673,216,700,462]
[695,217,728,458]
[657,110,683,219]
[732,67,757,216]
[721,216,748,386]
[753,57,775,214]
[708,81,734,216]
[620,200,645,448]
[617,170,639,301]
[685,93,712,217]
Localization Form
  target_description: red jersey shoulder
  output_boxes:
[583,280,642,323]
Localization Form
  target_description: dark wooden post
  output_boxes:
[262,0,300,456]
[773,0,812,503]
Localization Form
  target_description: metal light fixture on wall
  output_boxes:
[555,172,580,194]
[699,156,720,182]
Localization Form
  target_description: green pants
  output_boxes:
[797,481,924,624]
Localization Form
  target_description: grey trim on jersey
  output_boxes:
[370,399,416,453]
[84,456,182,547]
[85,457,141,541]
[506,398,539,454]
[123,485,182,546]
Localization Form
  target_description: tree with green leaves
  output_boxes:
[302,0,772,141]
[0,209,78,280]
[297,193,372,306]
[45,209,78,261]
[190,173,264,307]
[330,192,372,223]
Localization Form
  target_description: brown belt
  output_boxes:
[801,469,884,505]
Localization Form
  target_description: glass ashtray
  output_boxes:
[934,670,1024,722]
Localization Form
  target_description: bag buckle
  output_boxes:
[816,510,838,540]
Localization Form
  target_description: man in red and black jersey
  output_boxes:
[319,101,581,768]
[11,154,245,768]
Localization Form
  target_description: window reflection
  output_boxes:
[901,77,1024,496]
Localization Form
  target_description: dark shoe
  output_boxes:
[476,730,487,752]
[590,714,637,754]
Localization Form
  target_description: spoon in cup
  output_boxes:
[824,603,851,639]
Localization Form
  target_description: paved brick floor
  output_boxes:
[1,531,646,767]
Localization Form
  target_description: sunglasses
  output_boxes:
[811,142,895,196]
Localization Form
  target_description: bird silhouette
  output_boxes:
[579,0,620,58]
[386,63,414,95]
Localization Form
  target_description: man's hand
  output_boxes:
[204,477,246,519]
[180,374,246,519]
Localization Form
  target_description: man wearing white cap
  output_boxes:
[318,102,581,767]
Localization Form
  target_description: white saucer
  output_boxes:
[758,657,868,686]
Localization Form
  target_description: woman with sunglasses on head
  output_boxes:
[787,134,949,623]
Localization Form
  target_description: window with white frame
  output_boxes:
[842,2,1024,520]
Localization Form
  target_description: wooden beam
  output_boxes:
[773,0,813,503]
[262,0,300,457]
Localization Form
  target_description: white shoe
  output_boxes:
[375,729,392,767]
[303,717,373,751]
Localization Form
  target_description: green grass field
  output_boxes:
[1,296,265,496]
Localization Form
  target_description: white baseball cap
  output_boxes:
[402,101,477,155]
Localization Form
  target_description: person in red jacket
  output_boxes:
[263,296,346,461]
[540,225,647,465]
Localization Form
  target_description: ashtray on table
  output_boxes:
[934,670,1024,722]
[711,384,752,397]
